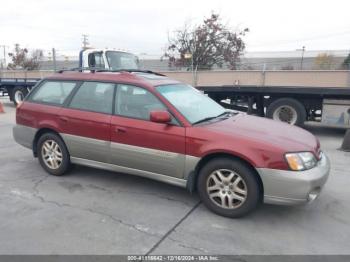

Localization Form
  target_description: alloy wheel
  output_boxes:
[206,169,248,209]
[41,140,63,169]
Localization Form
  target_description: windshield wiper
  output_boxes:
[217,110,239,118]
[216,111,230,118]
[192,116,218,125]
[192,111,237,125]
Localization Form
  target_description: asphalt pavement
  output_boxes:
[0,97,349,255]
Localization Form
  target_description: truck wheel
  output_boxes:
[266,98,306,126]
[197,158,261,218]
[12,87,28,106]
[37,133,71,176]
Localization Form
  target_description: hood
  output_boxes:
[203,113,320,156]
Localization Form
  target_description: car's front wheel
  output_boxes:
[197,158,261,218]
[37,133,71,176]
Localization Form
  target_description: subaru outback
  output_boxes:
[13,70,330,217]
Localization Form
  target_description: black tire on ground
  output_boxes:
[266,98,306,126]
[12,86,28,106]
[37,132,71,176]
[197,158,261,218]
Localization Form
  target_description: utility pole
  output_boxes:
[297,46,306,70]
[82,34,89,50]
[191,31,198,86]
[0,45,8,69]
[52,48,57,72]
[184,52,194,85]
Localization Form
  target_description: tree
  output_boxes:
[341,53,350,69]
[164,13,248,71]
[7,44,43,70]
[313,53,334,70]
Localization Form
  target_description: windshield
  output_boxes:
[157,84,226,124]
[105,51,139,70]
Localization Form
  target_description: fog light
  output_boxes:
[308,187,321,202]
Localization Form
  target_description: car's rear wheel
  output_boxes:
[197,158,261,218]
[37,133,71,176]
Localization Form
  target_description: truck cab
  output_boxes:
[2,49,140,105]
[79,49,139,70]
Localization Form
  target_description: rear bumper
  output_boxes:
[257,153,330,205]
[13,124,36,150]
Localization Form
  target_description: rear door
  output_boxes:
[59,81,115,163]
[110,84,186,178]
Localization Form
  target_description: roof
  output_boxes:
[46,71,181,88]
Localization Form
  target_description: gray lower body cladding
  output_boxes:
[12,124,36,150]
[257,153,330,205]
[13,124,330,205]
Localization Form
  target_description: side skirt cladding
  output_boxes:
[70,157,188,188]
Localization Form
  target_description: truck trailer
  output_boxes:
[1,49,350,128]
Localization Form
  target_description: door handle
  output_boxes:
[115,127,126,133]
[59,116,69,122]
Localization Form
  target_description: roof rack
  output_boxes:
[57,67,101,73]
[96,69,165,76]
[58,68,165,76]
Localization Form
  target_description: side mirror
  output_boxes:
[150,110,171,124]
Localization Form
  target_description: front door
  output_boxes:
[110,84,186,178]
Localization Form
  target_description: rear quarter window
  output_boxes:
[30,81,76,105]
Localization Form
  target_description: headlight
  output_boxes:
[285,152,317,171]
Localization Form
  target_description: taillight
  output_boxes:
[16,102,23,109]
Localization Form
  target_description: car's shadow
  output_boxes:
[59,164,198,206]
[63,164,326,220]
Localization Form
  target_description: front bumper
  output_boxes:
[257,153,330,205]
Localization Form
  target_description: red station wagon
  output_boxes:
[13,70,330,217]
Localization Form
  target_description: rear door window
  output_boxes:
[68,81,115,114]
[31,81,76,105]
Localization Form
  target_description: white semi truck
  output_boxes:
[0,49,139,105]
[78,48,139,70]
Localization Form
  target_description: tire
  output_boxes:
[197,158,261,218]
[37,133,71,176]
[266,98,306,126]
[12,87,28,106]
